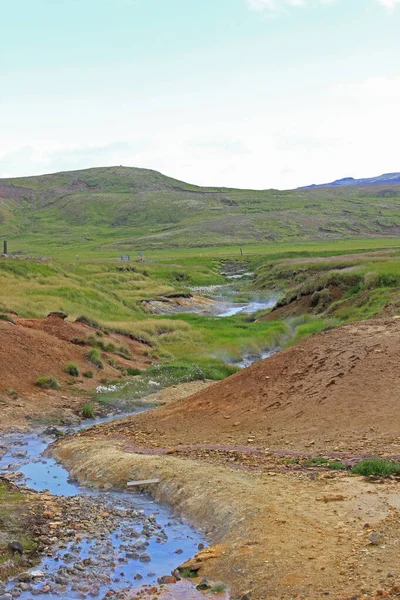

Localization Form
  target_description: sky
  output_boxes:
[1,0,400,189]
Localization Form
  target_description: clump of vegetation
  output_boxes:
[144,359,237,384]
[65,363,79,376]
[0,313,15,324]
[283,456,347,470]
[7,388,18,399]
[302,456,346,470]
[211,583,227,593]
[327,460,347,470]
[36,376,60,390]
[85,334,132,359]
[87,347,104,369]
[83,370,94,378]
[0,481,40,580]
[351,458,400,477]
[82,402,95,419]
[126,368,142,376]
[179,567,198,578]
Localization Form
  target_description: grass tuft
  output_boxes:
[66,362,79,376]
[82,402,95,418]
[36,376,60,390]
[351,458,400,477]
[87,347,104,369]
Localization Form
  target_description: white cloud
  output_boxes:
[377,0,400,10]
[247,0,400,11]
[246,0,334,12]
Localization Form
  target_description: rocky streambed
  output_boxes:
[0,419,217,600]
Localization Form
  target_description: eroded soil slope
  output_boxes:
[78,318,400,455]
[55,318,400,599]
[0,314,151,428]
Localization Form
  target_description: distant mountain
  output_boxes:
[301,172,400,189]
[2,166,400,257]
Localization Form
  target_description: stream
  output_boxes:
[0,414,206,600]
[0,273,276,599]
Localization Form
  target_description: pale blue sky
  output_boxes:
[1,0,400,188]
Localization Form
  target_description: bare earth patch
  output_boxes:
[53,319,400,599]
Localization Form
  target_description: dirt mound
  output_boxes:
[0,315,150,428]
[91,318,400,454]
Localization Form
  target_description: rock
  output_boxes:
[158,576,177,584]
[30,571,46,578]
[196,579,212,591]
[11,450,27,458]
[42,426,64,438]
[139,552,151,562]
[369,532,385,546]
[8,541,24,556]
[17,573,32,582]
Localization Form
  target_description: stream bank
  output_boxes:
[0,412,216,600]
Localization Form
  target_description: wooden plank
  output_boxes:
[127,479,160,487]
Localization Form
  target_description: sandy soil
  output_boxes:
[54,319,400,599]
[141,294,217,316]
[54,438,400,600]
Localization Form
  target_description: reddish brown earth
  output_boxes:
[84,318,400,457]
[259,283,343,320]
[57,318,400,600]
[0,314,151,428]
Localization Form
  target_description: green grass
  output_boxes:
[302,456,346,470]
[96,358,238,409]
[82,402,95,419]
[0,482,41,580]
[211,583,227,593]
[66,363,79,376]
[2,166,400,259]
[0,313,15,324]
[351,458,400,477]
[35,376,60,390]
[87,348,104,369]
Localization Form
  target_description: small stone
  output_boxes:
[139,552,151,562]
[369,532,384,546]
[158,576,177,584]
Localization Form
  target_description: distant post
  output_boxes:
[3,240,7,255]
[240,247,243,257]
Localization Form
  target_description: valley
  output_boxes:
[1,168,400,600]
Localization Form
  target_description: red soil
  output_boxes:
[0,314,151,428]
[93,318,400,455]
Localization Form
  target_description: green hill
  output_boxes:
[1,166,400,258]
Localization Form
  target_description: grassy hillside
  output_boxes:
[2,166,400,258]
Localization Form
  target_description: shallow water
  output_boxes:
[217,297,276,317]
[0,415,205,599]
